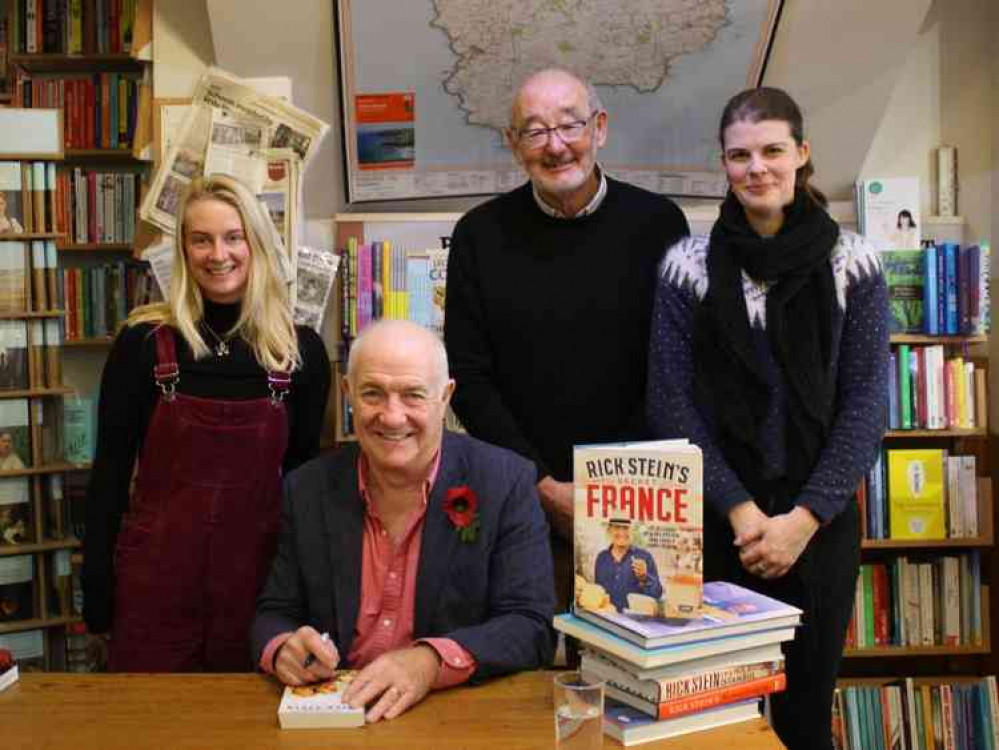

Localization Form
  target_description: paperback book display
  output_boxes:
[861,448,988,542]
[887,344,987,433]
[832,677,999,750]
[277,671,365,729]
[556,439,800,745]
[845,553,983,650]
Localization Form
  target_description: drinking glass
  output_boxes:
[554,671,604,748]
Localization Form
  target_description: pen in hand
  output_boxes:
[302,631,330,669]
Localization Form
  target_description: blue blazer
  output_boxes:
[252,431,555,679]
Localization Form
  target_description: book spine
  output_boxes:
[944,243,959,335]
[655,673,786,720]
[924,244,939,335]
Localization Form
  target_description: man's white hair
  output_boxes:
[346,319,450,392]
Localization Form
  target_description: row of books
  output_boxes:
[0,548,75,625]
[832,678,999,750]
[890,345,987,431]
[882,244,991,337]
[12,70,143,151]
[62,261,156,341]
[845,553,982,650]
[54,167,141,245]
[8,0,139,56]
[863,449,986,541]
[0,161,57,235]
[338,239,448,339]
[0,317,63,390]
[0,240,59,312]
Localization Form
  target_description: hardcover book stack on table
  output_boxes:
[558,439,801,746]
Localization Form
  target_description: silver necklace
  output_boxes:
[202,320,234,358]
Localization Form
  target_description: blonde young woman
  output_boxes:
[83,174,331,672]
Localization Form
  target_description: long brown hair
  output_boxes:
[718,87,827,207]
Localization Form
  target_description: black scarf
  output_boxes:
[693,189,841,513]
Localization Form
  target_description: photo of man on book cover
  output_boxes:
[573,441,703,626]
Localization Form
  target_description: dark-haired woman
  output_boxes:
[647,87,888,750]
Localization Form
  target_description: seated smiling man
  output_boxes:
[252,319,554,722]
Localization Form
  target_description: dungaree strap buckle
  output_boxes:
[268,371,291,405]
[153,327,181,402]
[153,363,180,401]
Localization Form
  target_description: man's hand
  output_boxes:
[537,476,573,539]
[631,557,648,580]
[738,507,820,580]
[274,626,340,686]
[342,644,441,723]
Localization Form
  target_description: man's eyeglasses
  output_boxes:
[515,112,598,149]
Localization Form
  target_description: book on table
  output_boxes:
[603,697,762,746]
[576,580,802,650]
[581,644,785,720]
[553,612,797,671]
[277,671,365,729]
[572,439,703,627]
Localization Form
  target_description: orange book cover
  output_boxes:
[655,673,786,720]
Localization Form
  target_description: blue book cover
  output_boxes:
[552,613,796,670]
[943,242,959,335]
[575,581,800,649]
[603,697,760,744]
[937,245,948,336]
[923,244,939,334]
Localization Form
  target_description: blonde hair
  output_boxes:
[127,173,299,372]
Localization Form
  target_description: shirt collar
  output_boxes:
[357,450,442,514]
[532,165,607,219]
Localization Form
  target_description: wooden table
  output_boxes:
[2,671,785,749]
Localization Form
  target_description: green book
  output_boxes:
[898,345,912,430]
[881,249,925,333]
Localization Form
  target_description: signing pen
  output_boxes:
[302,631,330,669]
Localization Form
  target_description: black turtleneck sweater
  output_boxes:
[83,300,331,633]
[444,178,689,482]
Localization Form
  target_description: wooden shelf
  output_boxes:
[0,386,75,399]
[0,538,81,558]
[57,243,133,252]
[0,615,81,635]
[0,310,65,319]
[64,337,114,348]
[862,535,994,550]
[885,428,987,438]
[890,334,987,345]
[11,53,146,71]
[844,643,989,657]
[65,148,141,160]
[0,233,64,241]
[0,461,92,478]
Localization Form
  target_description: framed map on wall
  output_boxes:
[336,0,783,203]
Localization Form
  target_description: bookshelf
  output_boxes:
[0,119,92,671]
[839,237,994,693]
[2,0,156,672]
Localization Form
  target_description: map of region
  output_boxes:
[432,0,728,131]
[339,0,781,202]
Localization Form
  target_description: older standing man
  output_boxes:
[444,68,689,613]
[252,319,553,723]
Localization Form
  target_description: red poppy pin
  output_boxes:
[443,485,480,543]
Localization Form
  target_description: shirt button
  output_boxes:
[383,619,392,627]
[389,572,397,579]
[381,530,387,537]
[454,658,464,666]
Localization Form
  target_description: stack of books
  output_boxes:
[561,439,801,745]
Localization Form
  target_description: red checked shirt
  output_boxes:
[260,452,477,688]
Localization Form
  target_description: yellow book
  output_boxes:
[888,449,946,539]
